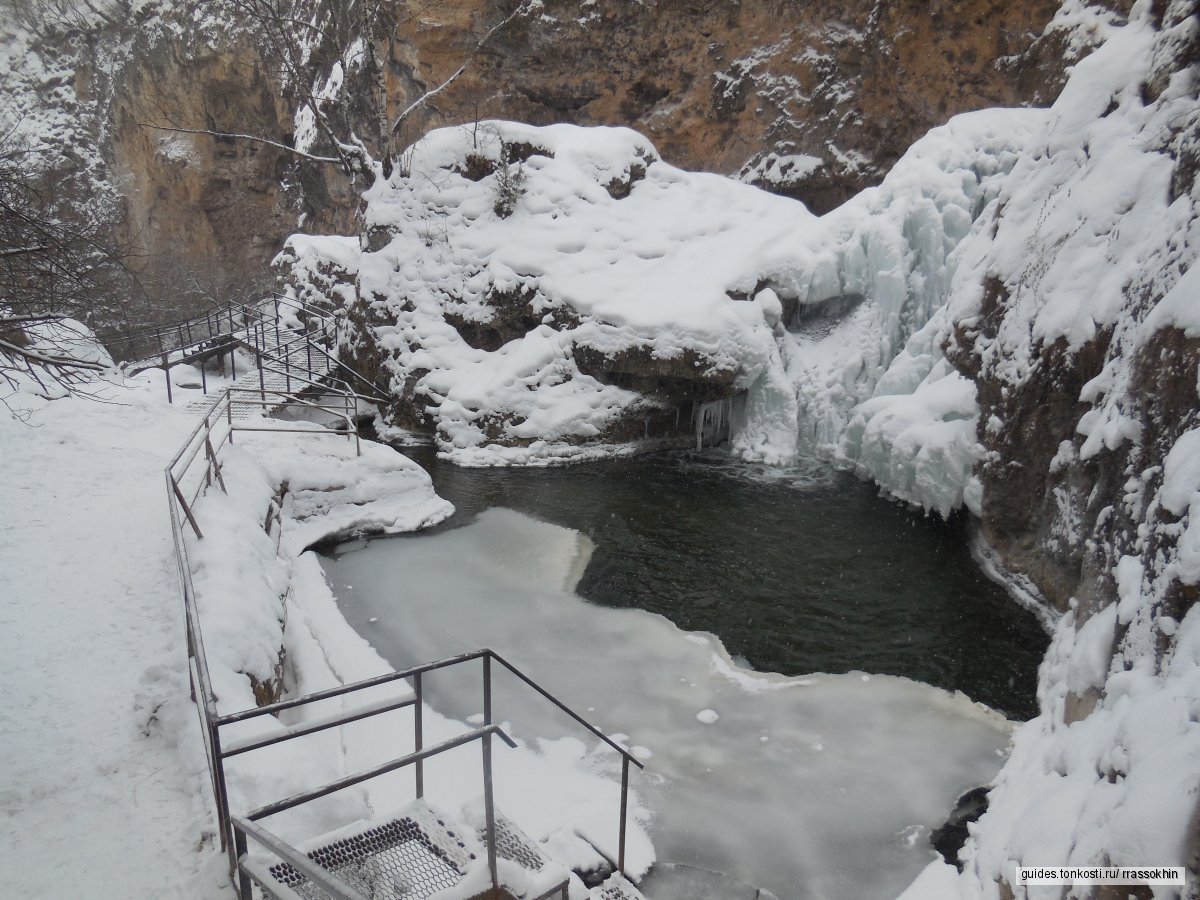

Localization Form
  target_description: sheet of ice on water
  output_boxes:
[322,508,1011,900]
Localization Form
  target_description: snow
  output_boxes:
[892,859,962,900]
[0,347,663,897]
[4,1,1199,897]
[282,104,1042,496]
[0,382,229,897]
[285,121,821,466]
[739,151,825,189]
[1161,428,1200,517]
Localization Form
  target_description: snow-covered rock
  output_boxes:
[281,109,1037,476]
[282,121,827,465]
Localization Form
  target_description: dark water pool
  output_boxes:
[388,449,1046,719]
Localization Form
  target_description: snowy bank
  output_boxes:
[0,352,656,897]
[156,403,657,891]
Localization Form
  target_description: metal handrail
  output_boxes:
[212,646,644,885]
[233,817,370,900]
[216,649,489,725]
[106,301,247,361]
[122,291,345,392]
[165,381,362,882]
[213,647,645,769]
[160,293,645,894]
[231,724,518,900]
[489,650,645,769]
[244,724,518,822]
[294,337,390,403]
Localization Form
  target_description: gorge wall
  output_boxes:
[1,0,1124,324]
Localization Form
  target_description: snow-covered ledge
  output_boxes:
[161,423,655,886]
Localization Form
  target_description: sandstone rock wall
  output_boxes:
[6,0,1126,319]
[380,0,1091,212]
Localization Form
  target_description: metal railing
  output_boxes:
[215,647,643,899]
[108,292,322,362]
[166,387,358,540]
[111,291,391,414]
[165,381,362,890]
[168,416,645,893]
[162,310,645,897]
[105,301,252,365]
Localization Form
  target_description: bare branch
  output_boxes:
[0,244,49,257]
[0,313,69,325]
[0,338,110,372]
[391,2,537,137]
[136,122,343,165]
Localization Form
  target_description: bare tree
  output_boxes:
[144,0,541,183]
[0,131,133,407]
[3,0,122,39]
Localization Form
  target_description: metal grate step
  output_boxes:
[252,806,479,900]
[590,873,647,900]
[477,815,547,874]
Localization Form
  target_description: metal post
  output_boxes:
[227,394,234,443]
[233,828,251,900]
[212,727,236,882]
[257,352,265,403]
[482,654,498,891]
[414,672,424,799]
[200,360,207,395]
[483,732,498,892]
[163,353,173,404]
[483,654,492,726]
[230,342,237,380]
[170,476,204,540]
[618,755,630,877]
[203,414,212,489]
[206,433,227,493]
[285,347,291,396]
[306,339,312,378]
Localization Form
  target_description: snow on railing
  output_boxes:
[221,649,643,899]
[163,324,644,897]
[164,380,360,885]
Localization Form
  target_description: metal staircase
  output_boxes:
[111,294,386,413]
[155,295,656,900]
[213,650,648,900]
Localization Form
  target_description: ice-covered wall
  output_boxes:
[774,6,1200,891]
[936,5,1200,897]
[763,105,1048,515]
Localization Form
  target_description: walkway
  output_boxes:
[0,390,228,898]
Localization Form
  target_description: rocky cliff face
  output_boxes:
[934,6,1200,896]
[1,0,1122,325]
[380,0,1088,213]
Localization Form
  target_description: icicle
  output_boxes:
[693,397,733,450]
